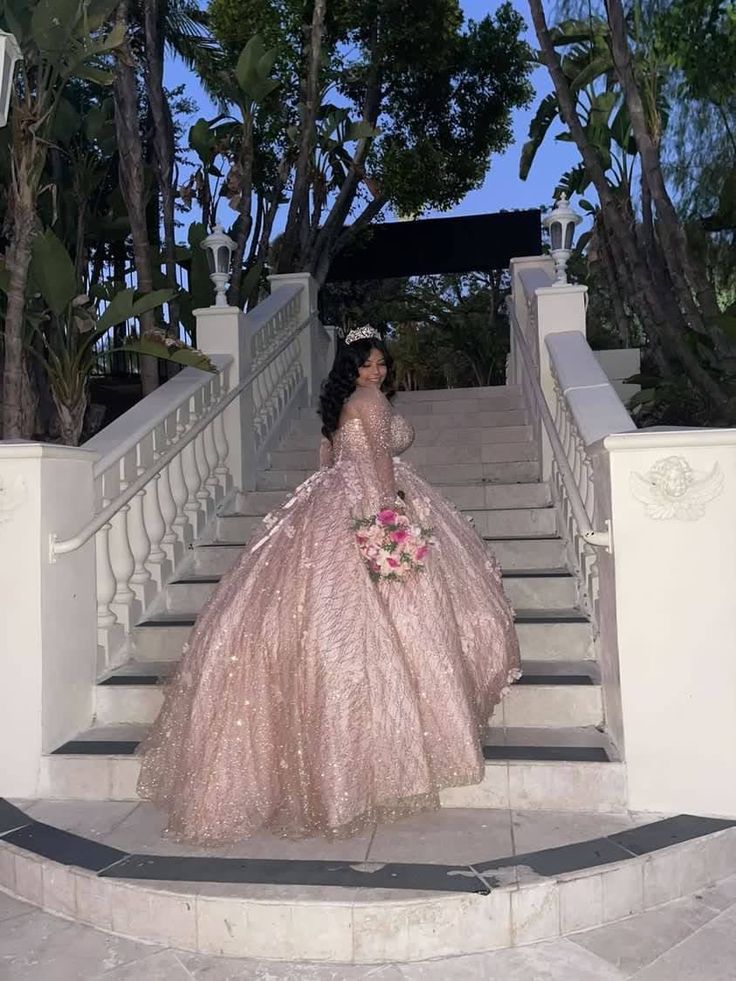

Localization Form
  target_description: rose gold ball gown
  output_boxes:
[137,386,521,843]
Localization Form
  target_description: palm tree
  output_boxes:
[111,0,219,394]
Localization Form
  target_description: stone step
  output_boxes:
[39,724,623,812]
[256,461,541,490]
[4,795,734,963]
[299,387,526,417]
[188,537,569,579]
[294,407,530,434]
[130,610,591,663]
[280,424,534,451]
[393,395,525,415]
[233,481,552,515]
[94,660,601,729]
[164,570,577,616]
[268,442,538,471]
[394,384,522,401]
[213,506,557,544]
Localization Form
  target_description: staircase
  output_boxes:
[4,264,736,964]
[41,385,624,811]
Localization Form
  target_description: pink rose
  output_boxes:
[377,508,398,526]
[390,529,409,544]
[387,557,400,569]
[415,545,429,561]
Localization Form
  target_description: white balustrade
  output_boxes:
[48,277,330,673]
[508,258,635,629]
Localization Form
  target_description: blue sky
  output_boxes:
[166,0,578,221]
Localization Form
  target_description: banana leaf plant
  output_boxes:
[2,228,215,445]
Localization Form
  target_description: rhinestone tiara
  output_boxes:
[344,325,381,345]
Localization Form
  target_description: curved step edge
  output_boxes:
[1,807,735,963]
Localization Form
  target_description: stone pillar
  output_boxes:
[0,443,97,797]
[605,429,736,816]
[195,305,257,491]
[511,257,588,479]
[268,272,321,404]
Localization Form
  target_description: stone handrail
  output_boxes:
[50,282,317,672]
[508,303,612,552]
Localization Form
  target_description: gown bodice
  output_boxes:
[333,410,415,463]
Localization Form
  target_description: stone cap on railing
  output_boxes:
[546,332,636,447]
[85,353,232,477]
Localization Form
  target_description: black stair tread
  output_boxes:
[515,674,593,686]
[221,504,555,517]
[482,534,561,542]
[173,569,574,585]
[502,569,572,579]
[514,609,588,624]
[52,740,141,756]
[483,745,609,763]
[51,738,610,763]
[136,608,589,629]
[194,533,561,549]
[99,662,597,688]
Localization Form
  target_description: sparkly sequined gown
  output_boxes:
[137,385,521,843]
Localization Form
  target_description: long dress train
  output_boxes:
[137,385,521,843]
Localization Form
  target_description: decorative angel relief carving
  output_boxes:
[0,475,28,526]
[630,455,724,521]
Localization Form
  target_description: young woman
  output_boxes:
[137,326,520,843]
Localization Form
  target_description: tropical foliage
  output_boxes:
[321,272,511,391]
[0,0,532,441]
[524,0,736,425]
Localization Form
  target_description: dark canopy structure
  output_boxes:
[326,209,542,282]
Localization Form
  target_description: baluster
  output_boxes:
[214,411,231,490]
[95,516,118,629]
[108,505,138,630]
[153,421,178,561]
[203,421,221,498]
[576,440,588,502]
[565,403,574,460]
[572,431,584,485]
[195,431,213,513]
[181,403,204,534]
[158,462,181,560]
[170,415,193,546]
[583,457,596,516]
[142,467,169,588]
[123,451,153,599]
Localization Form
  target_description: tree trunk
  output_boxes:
[54,390,89,447]
[2,180,36,438]
[528,0,730,410]
[277,0,327,273]
[143,0,180,331]
[226,112,255,307]
[312,194,386,286]
[604,0,724,340]
[594,215,633,347]
[113,0,158,396]
[308,30,383,283]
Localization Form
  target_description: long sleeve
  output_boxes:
[342,387,396,512]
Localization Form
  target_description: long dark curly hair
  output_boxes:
[318,336,394,441]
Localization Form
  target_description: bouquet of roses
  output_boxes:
[353,505,435,583]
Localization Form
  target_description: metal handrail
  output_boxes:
[508,302,611,552]
[50,312,315,560]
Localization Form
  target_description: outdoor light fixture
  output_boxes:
[543,193,582,284]
[0,31,21,129]
[201,224,237,307]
